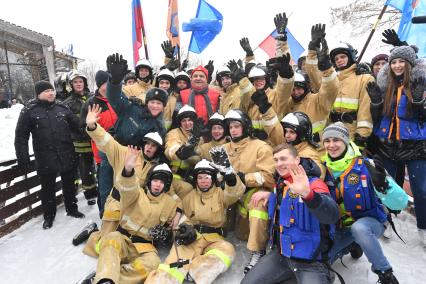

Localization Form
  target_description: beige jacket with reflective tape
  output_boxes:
[123,79,152,101]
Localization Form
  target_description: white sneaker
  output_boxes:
[418,229,426,248]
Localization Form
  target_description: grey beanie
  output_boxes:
[322,122,350,146]
[389,45,418,67]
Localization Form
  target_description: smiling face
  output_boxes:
[373,59,387,76]
[191,71,208,89]
[221,75,232,89]
[139,67,150,79]
[147,100,164,117]
[176,79,188,90]
[158,79,171,90]
[273,148,300,178]
[323,137,346,158]
[180,117,194,132]
[71,77,85,94]
[253,77,266,90]
[211,124,224,141]
[390,58,406,76]
[291,86,305,99]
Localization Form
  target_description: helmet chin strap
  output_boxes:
[149,187,163,197]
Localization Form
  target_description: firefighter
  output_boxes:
[216,65,241,115]
[155,68,180,130]
[122,58,154,101]
[146,159,245,284]
[221,109,275,273]
[63,69,98,205]
[198,112,227,160]
[165,105,203,199]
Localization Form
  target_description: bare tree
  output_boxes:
[78,59,99,92]
[331,0,401,36]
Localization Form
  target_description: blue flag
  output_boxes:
[386,0,426,57]
[182,0,223,54]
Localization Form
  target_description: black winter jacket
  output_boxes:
[62,91,91,141]
[14,99,79,174]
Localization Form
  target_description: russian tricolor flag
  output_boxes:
[132,0,144,65]
[258,28,305,61]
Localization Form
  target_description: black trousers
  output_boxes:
[77,152,97,200]
[38,168,78,219]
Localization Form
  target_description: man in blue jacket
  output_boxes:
[242,143,339,284]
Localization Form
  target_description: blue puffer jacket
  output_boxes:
[106,82,166,146]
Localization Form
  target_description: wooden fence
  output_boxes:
[0,156,63,237]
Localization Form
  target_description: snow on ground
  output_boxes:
[0,193,425,284]
[0,104,33,163]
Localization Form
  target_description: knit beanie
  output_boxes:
[191,65,209,78]
[95,70,110,88]
[371,54,388,66]
[35,81,54,96]
[322,122,350,146]
[389,45,417,66]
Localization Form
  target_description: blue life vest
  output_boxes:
[374,87,426,140]
[268,177,334,261]
[325,158,387,224]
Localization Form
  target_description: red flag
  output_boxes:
[166,0,180,48]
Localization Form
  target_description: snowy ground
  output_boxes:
[0,192,425,284]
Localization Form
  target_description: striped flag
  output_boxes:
[167,0,180,51]
[258,29,305,61]
[132,0,144,64]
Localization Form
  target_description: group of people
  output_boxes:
[13,12,424,284]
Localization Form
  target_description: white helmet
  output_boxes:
[135,58,153,69]
[248,66,266,79]
[143,132,163,147]
[177,104,197,123]
[192,159,218,188]
[146,163,173,195]
[68,70,87,82]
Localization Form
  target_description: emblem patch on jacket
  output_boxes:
[347,173,359,185]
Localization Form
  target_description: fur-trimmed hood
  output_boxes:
[377,58,426,94]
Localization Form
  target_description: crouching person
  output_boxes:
[146,159,245,284]
[94,148,178,284]
[242,143,339,284]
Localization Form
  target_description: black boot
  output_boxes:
[67,210,85,218]
[79,271,95,284]
[349,242,363,259]
[42,216,54,229]
[72,222,98,246]
[375,268,399,284]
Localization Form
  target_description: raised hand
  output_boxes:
[317,38,332,71]
[209,146,231,169]
[283,164,311,198]
[240,37,254,57]
[124,145,141,173]
[251,90,271,114]
[86,104,102,129]
[106,53,128,85]
[274,12,288,39]
[181,59,189,71]
[204,60,214,83]
[165,58,180,71]
[382,29,407,47]
[161,40,174,59]
[309,23,326,50]
[267,53,293,79]
[227,59,246,83]
[366,81,383,104]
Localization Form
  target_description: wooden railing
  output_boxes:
[0,157,63,237]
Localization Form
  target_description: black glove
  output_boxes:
[164,58,180,72]
[128,96,144,106]
[237,172,246,185]
[251,90,271,114]
[237,59,244,69]
[176,144,197,160]
[245,62,256,76]
[365,158,389,194]
[209,146,231,169]
[181,59,189,71]
[354,133,368,150]
[72,222,98,246]
[224,172,237,187]
[309,23,326,50]
[149,224,173,244]
[382,29,407,47]
[106,53,128,85]
[227,59,246,83]
[366,81,383,104]
[204,60,214,83]
[267,53,293,79]
[161,40,174,59]
[175,223,197,246]
[240,37,254,57]
[274,12,288,41]
[411,77,426,103]
[355,63,372,75]
[317,38,332,71]
[188,118,205,145]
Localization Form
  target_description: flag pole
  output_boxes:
[357,5,388,63]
